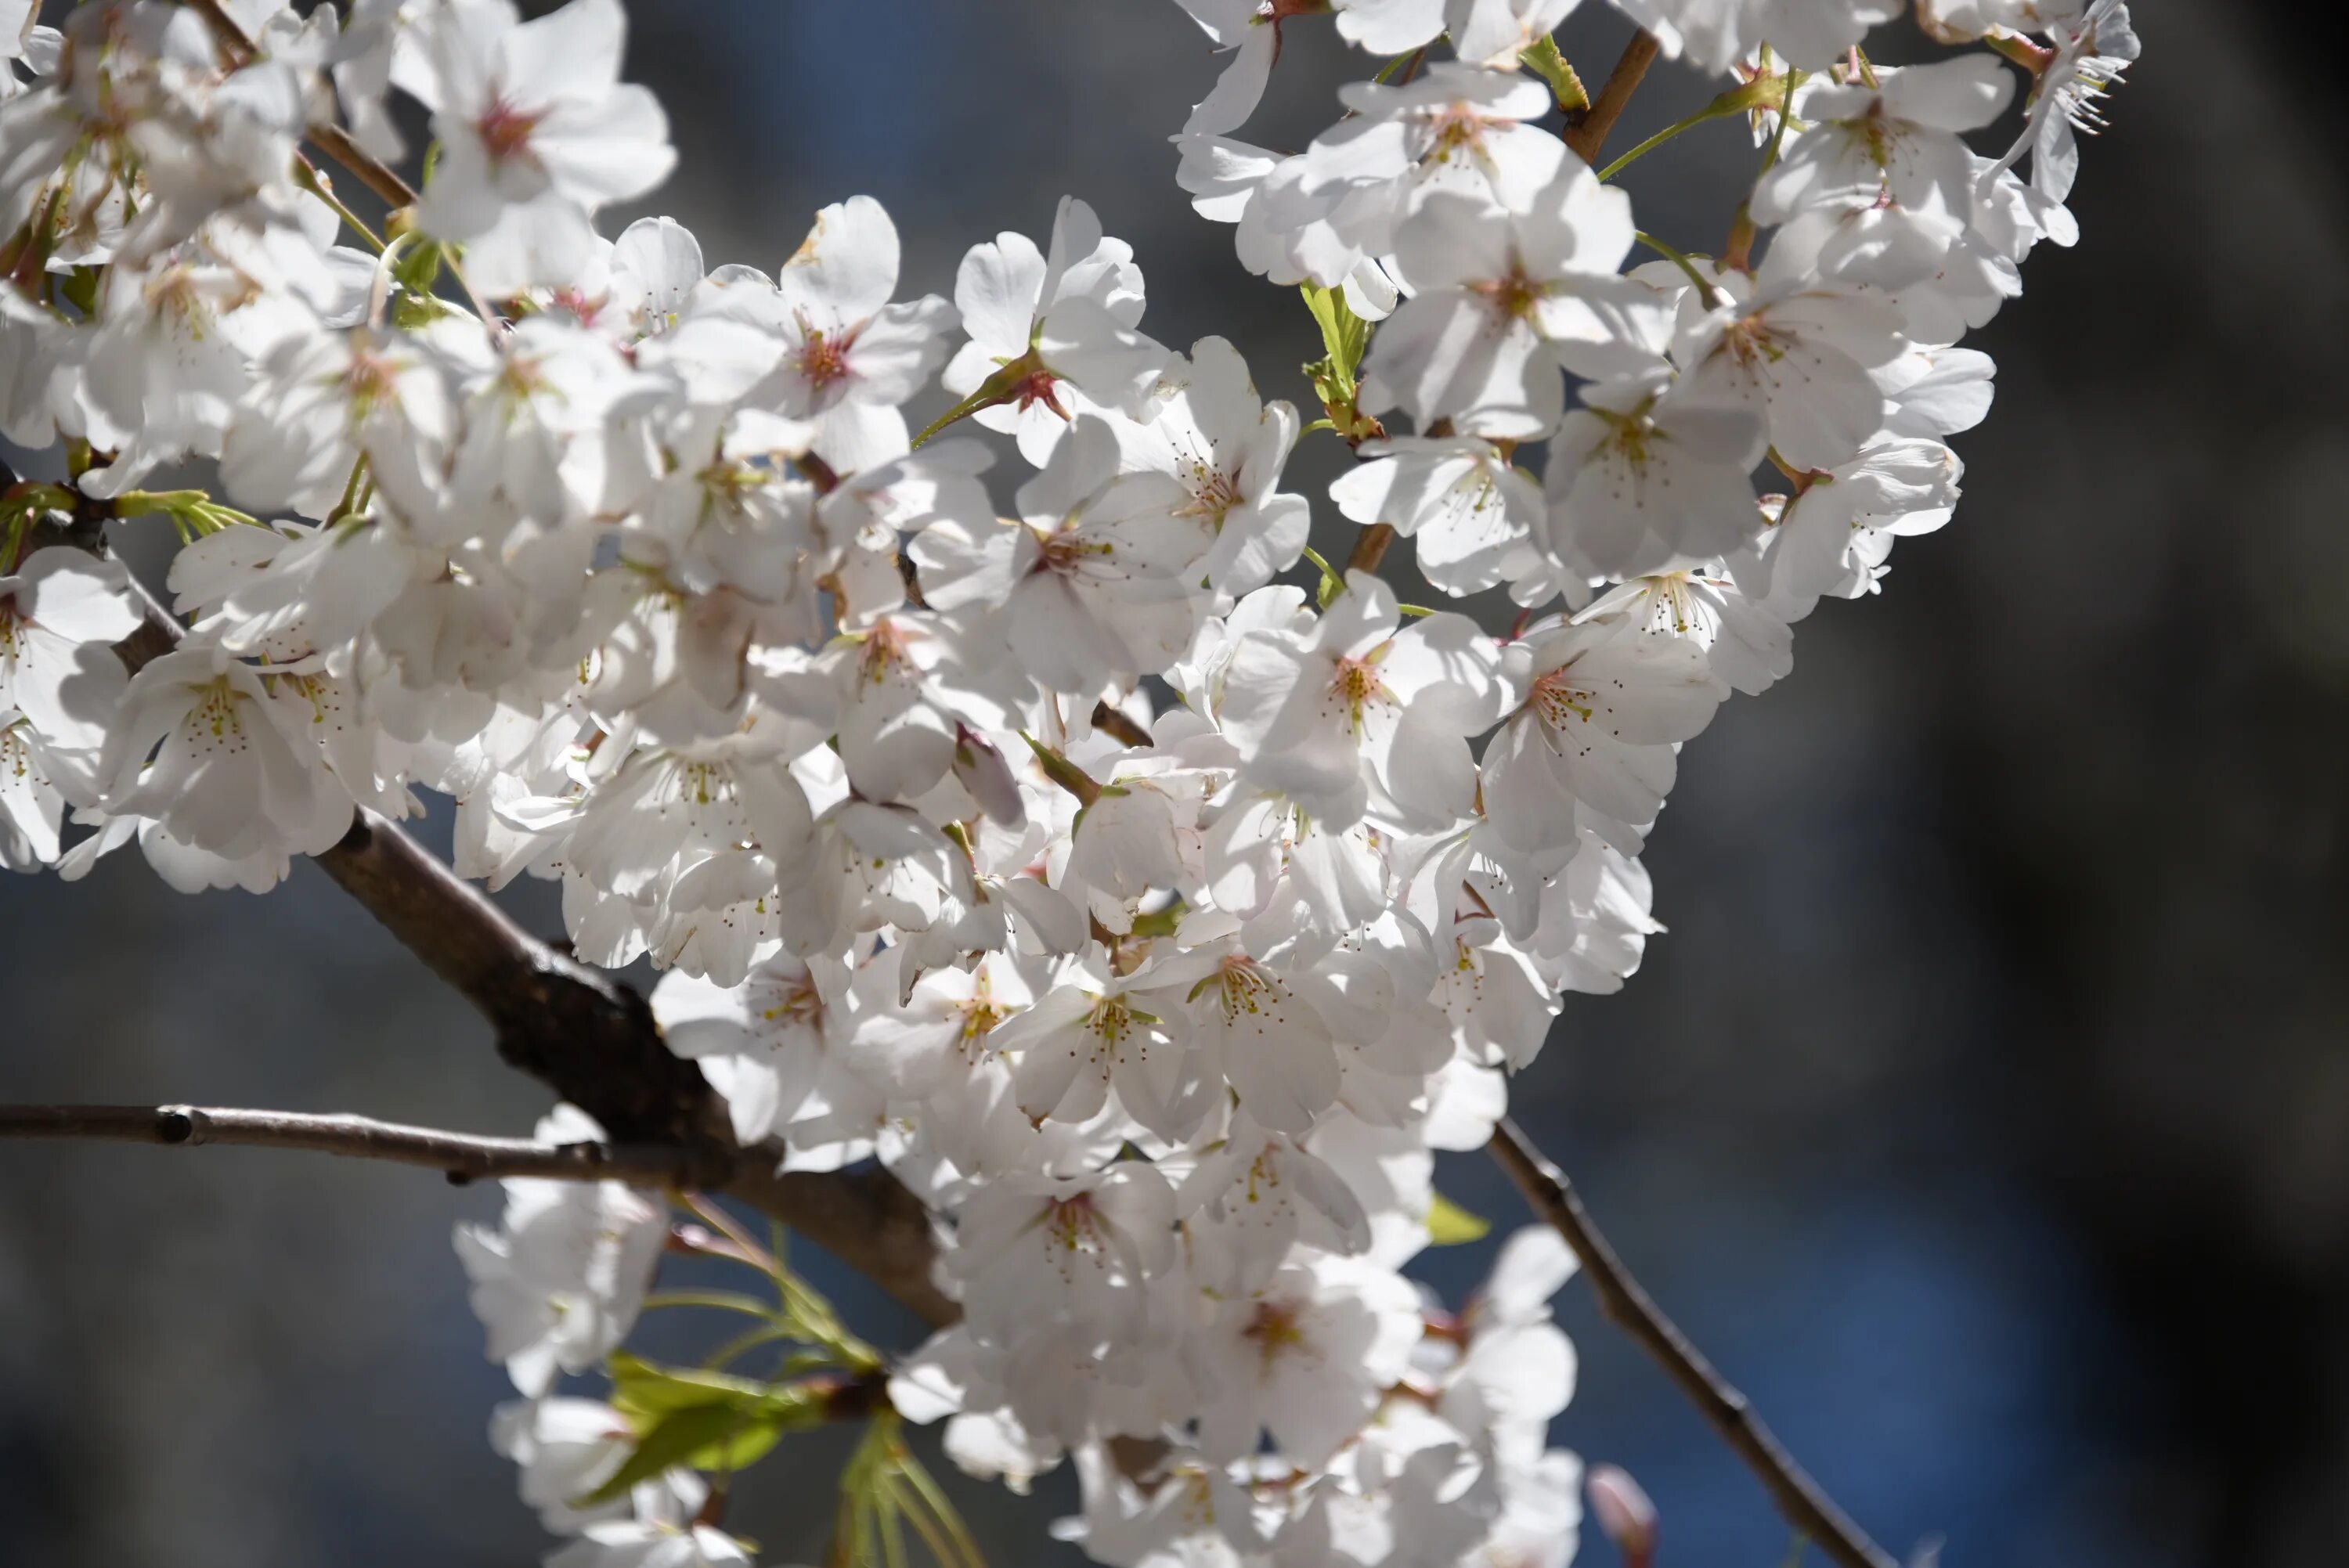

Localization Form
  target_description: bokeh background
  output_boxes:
[5,2,2345,1566]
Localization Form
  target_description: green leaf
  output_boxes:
[1299,283,1369,387]
[60,265,100,317]
[582,1401,784,1504]
[1522,35,1589,114]
[1426,1191,1492,1245]
[390,291,461,330]
[1300,284,1386,445]
[392,237,445,297]
[609,1351,779,1420]
[588,1355,845,1503]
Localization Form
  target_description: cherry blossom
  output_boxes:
[0,3,2149,1563]
[1360,159,1637,437]
[454,1106,666,1397]
[411,0,677,294]
[940,197,1171,464]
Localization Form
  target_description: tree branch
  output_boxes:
[31,497,958,1329]
[1564,31,1662,165]
[1486,1120,1900,1568]
[0,1104,731,1185]
[1346,522,1396,575]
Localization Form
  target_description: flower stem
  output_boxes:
[294,157,385,254]
[1634,231,1727,308]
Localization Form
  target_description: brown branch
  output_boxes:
[52,512,957,1328]
[1563,31,1662,165]
[1487,1120,1900,1568]
[307,121,419,211]
[1089,700,1155,750]
[1346,522,1396,575]
[0,1104,728,1185]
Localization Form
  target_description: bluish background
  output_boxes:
[6,3,2346,1566]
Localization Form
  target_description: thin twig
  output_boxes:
[1564,31,1663,165]
[308,121,419,210]
[1487,1120,1900,1568]
[0,1105,727,1186]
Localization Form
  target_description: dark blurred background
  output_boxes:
[5,2,2344,1566]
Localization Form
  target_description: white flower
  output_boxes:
[1979,0,2138,218]
[651,946,875,1152]
[1437,1227,1578,1459]
[545,1469,753,1568]
[1218,571,1510,830]
[1669,256,1904,476]
[96,640,353,863]
[753,195,958,420]
[412,0,676,295]
[1753,58,2016,229]
[1330,435,1550,597]
[1192,1253,1423,1468]
[1147,944,1344,1135]
[1330,0,1450,53]
[0,713,68,870]
[489,1397,633,1533]
[913,416,1210,693]
[1481,612,1727,852]
[1446,0,1582,70]
[864,949,1034,1101]
[1611,0,1900,74]
[1360,160,1638,438]
[947,1160,1178,1350]
[1585,566,1795,697]
[942,196,1171,464]
[1541,357,1769,579]
[81,238,310,492]
[0,546,143,753]
[1169,0,1277,138]
[1435,913,1561,1069]
[1749,436,1961,615]
[220,323,460,524]
[1117,335,1308,597]
[999,948,1207,1139]
[453,1105,666,1397]
[1291,63,1568,258]
[1178,1109,1373,1296]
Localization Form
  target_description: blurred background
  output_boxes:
[5,2,2344,1566]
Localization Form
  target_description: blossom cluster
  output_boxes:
[0,0,2138,1565]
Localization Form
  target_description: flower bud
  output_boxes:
[1587,1464,1658,1568]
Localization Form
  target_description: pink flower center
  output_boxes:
[476,98,543,166]
[794,315,861,388]
[1528,666,1596,730]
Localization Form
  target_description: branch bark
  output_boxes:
[1487,1120,1900,1568]
[1564,31,1663,165]
[1346,522,1396,575]
[0,1104,731,1185]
